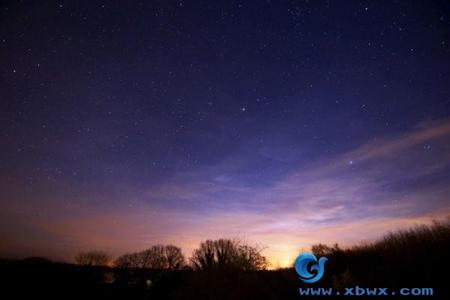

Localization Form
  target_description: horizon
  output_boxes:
[1,1,450,269]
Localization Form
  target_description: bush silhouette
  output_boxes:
[309,220,450,290]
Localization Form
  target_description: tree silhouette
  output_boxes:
[115,245,185,270]
[114,252,142,268]
[190,239,268,271]
[236,244,268,271]
[141,245,166,269]
[191,240,216,271]
[311,243,340,257]
[165,245,185,270]
[74,250,112,266]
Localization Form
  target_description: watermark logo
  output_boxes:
[294,252,328,283]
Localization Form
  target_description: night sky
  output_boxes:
[1,1,450,267]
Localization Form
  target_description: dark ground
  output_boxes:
[1,223,449,299]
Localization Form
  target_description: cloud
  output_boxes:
[2,119,450,267]
[20,203,449,267]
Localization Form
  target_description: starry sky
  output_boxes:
[1,1,450,267]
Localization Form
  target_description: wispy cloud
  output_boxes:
[2,119,450,266]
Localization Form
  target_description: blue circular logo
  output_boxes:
[294,252,328,283]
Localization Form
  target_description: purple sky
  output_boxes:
[2,119,450,266]
[1,1,450,267]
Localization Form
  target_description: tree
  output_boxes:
[191,240,216,271]
[236,244,268,271]
[311,243,340,257]
[190,239,268,271]
[141,245,166,269]
[165,245,185,270]
[114,252,142,268]
[75,250,112,266]
[114,245,186,270]
[215,239,237,268]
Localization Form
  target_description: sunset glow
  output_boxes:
[1,1,449,270]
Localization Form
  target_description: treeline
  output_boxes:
[309,220,450,288]
[2,221,449,299]
[75,238,268,271]
[114,245,184,270]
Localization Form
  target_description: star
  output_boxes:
[1,0,448,271]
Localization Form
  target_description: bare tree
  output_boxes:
[215,239,237,268]
[190,239,268,271]
[141,245,167,269]
[114,245,186,270]
[311,243,340,257]
[191,240,216,270]
[75,250,112,266]
[236,244,268,271]
[165,245,185,270]
[114,252,142,268]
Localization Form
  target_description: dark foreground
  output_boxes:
[1,222,449,299]
[0,259,448,300]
